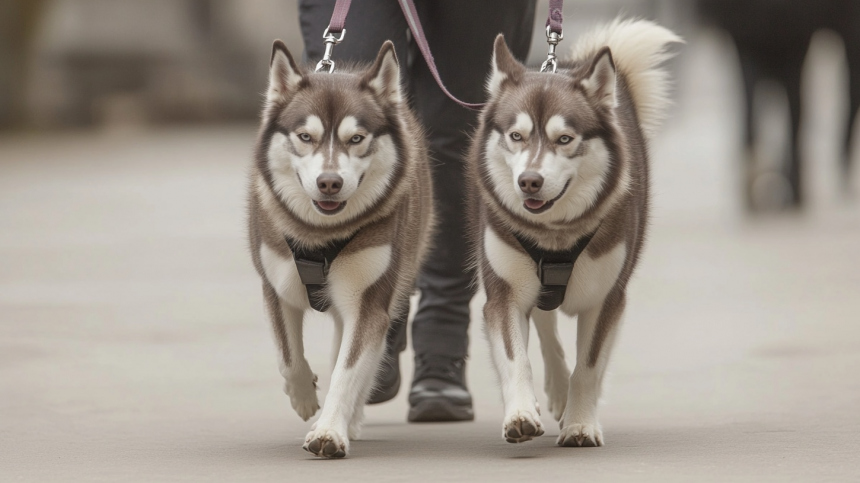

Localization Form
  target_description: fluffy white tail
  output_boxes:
[569,18,683,139]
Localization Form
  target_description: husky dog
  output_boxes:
[468,20,681,447]
[248,40,434,458]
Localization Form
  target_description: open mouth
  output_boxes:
[522,180,571,214]
[313,200,347,215]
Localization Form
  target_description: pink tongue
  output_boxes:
[317,201,342,211]
[524,199,547,210]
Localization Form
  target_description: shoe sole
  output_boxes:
[408,398,475,423]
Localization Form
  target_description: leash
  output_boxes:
[541,0,565,73]
[395,0,483,110]
[313,0,566,109]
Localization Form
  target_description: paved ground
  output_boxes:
[2,32,860,481]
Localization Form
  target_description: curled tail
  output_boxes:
[569,18,683,139]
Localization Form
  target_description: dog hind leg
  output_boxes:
[532,308,571,422]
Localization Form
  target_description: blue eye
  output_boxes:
[298,133,312,142]
[510,132,522,141]
[350,135,365,144]
[558,135,573,145]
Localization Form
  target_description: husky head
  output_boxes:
[259,40,405,224]
[480,35,623,223]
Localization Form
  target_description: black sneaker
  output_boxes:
[367,352,401,404]
[408,355,474,422]
[367,307,408,405]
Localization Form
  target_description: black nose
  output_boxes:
[518,171,544,194]
[317,173,343,195]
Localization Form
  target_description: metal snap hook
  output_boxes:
[540,25,564,74]
[315,27,346,73]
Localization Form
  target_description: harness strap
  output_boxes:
[512,229,595,311]
[284,235,354,312]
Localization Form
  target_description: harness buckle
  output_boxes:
[294,258,329,285]
[540,25,563,74]
[538,259,573,286]
[315,27,346,73]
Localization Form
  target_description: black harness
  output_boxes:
[284,234,354,312]
[512,230,596,311]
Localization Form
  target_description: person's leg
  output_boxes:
[299,0,410,71]
[839,9,860,193]
[298,0,410,405]
[407,0,535,422]
[737,48,760,212]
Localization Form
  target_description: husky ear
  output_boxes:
[580,47,617,109]
[267,40,304,104]
[363,41,402,104]
[487,34,525,97]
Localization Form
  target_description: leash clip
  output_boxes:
[540,25,563,74]
[315,27,346,73]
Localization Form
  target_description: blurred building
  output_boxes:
[3,0,305,128]
[1,0,689,130]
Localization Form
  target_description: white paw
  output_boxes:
[502,409,545,443]
[284,372,319,421]
[557,422,603,447]
[303,427,349,459]
[544,372,569,422]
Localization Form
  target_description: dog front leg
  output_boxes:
[484,285,544,443]
[303,306,388,458]
[558,288,626,447]
[262,282,319,421]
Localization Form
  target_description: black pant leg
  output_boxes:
[409,0,535,359]
[299,0,411,74]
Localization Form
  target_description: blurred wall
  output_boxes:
[3,0,686,130]
[15,0,304,128]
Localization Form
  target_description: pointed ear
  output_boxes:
[267,40,304,104]
[580,47,617,109]
[487,34,525,97]
[363,41,402,104]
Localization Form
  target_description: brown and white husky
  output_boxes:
[468,19,681,447]
[248,40,434,458]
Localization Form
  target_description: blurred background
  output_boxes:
[2,0,859,481]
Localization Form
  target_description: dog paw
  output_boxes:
[503,409,545,443]
[284,373,319,421]
[303,428,348,459]
[557,423,603,447]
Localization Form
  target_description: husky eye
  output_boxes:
[297,133,312,142]
[558,135,573,145]
[510,132,522,142]
[350,135,365,144]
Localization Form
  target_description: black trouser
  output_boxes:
[299,0,535,360]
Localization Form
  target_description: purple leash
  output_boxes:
[541,0,565,73]
[314,0,564,106]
